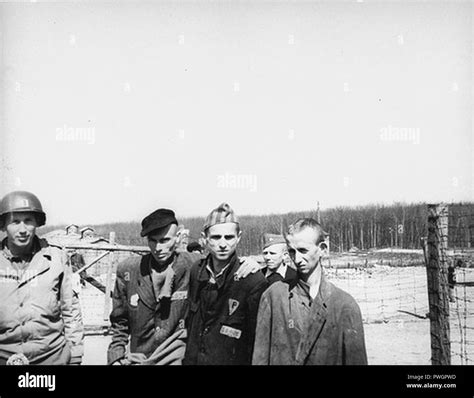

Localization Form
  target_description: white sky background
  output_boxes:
[0,1,472,225]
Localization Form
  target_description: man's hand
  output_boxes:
[235,256,262,280]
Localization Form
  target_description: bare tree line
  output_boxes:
[37,202,473,256]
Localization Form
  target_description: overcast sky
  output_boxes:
[0,1,472,225]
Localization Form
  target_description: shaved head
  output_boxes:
[286,218,327,245]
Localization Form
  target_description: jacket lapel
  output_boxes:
[18,238,51,287]
[137,255,157,310]
[191,253,239,305]
[295,275,331,365]
[217,253,239,291]
[283,266,297,284]
[190,256,210,305]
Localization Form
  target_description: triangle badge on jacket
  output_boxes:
[228,299,240,316]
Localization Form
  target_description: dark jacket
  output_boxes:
[107,251,199,365]
[252,272,368,365]
[184,253,268,365]
[265,265,297,286]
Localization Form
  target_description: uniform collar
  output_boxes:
[1,236,46,262]
[199,252,239,289]
[1,237,53,286]
[148,252,176,273]
[266,263,287,279]
[292,266,330,304]
[206,261,231,284]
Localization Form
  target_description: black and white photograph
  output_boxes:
[0,0,473,395]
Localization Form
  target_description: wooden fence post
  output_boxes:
[103,231,116,322]
[420,237,428,265]
[426,204,450,365]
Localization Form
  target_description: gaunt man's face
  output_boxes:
[204,223,241,262]
[147,223,179,265]
[286,227,323,277]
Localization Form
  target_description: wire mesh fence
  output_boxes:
[447,204,474,365]
[73,203,473,364]
[326,265,429,323]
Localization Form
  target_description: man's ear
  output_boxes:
[279,244,288,257]
[318,242,329,257]
[236,229,242,244]
[200,231,208,244]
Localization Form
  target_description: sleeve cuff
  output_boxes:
[107,347,126,365]
[69,356,83,365]
[70,344,84,358]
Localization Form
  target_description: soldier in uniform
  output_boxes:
[107,208,260,365]
[0,191,84,365]
[261,233,297,285]
[184,203,268,365]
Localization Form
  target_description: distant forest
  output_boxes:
[38,202,474,256]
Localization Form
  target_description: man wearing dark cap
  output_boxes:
[261,233,297,285]
[107,208,199,365]
[107,208,260,365]
[184,203,268,365]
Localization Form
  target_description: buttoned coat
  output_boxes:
[0,237,84,365]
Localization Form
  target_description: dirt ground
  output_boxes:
[81,266,474,365]
[82,321,430,365]
[82,317,469,365]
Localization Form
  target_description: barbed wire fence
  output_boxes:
[69,203,472,364]
[322,203,473,365]
[326,265,429,323]
[447,203,474,365]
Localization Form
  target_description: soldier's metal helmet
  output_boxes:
[0,191,46,228]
